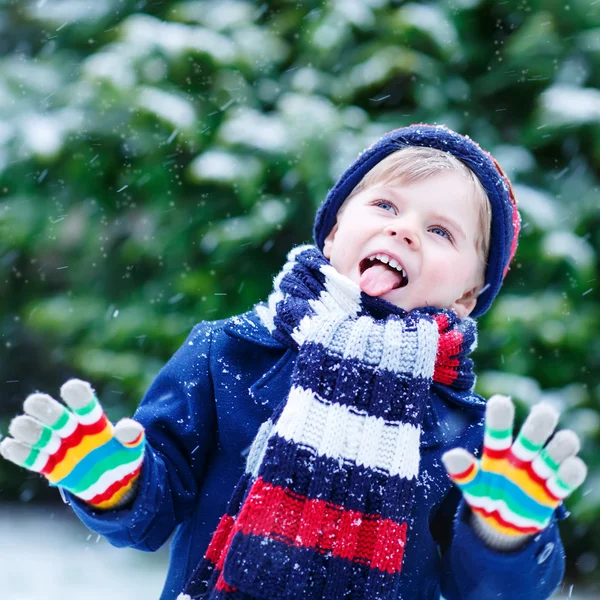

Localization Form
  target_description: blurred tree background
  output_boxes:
[0,0,598,590]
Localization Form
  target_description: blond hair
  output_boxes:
[343,146,491,283]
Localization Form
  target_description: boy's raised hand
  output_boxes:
[0,379,145,510]
[442,395,587,550]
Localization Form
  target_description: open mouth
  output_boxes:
[359,253,409,296]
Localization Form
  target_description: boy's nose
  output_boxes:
[384,222,421,250]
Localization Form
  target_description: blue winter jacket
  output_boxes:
[69,310,567,600]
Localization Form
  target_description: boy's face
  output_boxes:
[323,171,484,317]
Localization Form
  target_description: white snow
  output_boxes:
[478,371,542,407]
[400,3,460,55]
[0,80,14,109]
[83,48,137,89]
[290,67,326,94]
[258,199,287,225]
[492,146,536,177]
[312,16,348,51]
[232,26,289,69]
[328,126,390,180]
[142,57,169,83]
[219,108,290,153]
[451,0,482,7]
[542,230,595,270]
[25,0,116,24]
[564,409,600,439]
[278,93,341,137]
[14,107,84,160]
[187,149,262,183]
[199,0,254,30]
[137,87,196,130]
[348,48,398,89]
[333,0,376,28]
[4,55,62,95]
[121,14,237,63]
[173,0,254,31]
[495,292,566,319]
[0,120,14,146]
[513,184,562,230]
[341,106,369,129]
[200,197,287,252]
[540,85,600,126]
[0,505,167,600]
[19,114,64,159]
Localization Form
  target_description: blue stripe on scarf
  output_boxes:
[296,342,429,424]
[259,436,416,522]
[223,533,398,600]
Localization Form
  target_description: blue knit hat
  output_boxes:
[313,124,520,317]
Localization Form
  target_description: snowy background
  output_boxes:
[0,505,594,600]
[1,505,169,599]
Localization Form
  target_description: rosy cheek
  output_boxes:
[424,258,454,283]
[428,267,445,283]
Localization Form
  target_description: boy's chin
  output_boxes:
[378,290,448,313]
[377,289,412,311]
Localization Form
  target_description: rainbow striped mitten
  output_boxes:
[0,379,145,510]
[442,395,587,551]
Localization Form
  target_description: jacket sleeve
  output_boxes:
[433,490,566,600]
[67,321,218,552]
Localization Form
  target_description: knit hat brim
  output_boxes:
[313,124,520,317]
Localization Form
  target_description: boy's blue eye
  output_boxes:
[430,226,451,240]
[376,200,395,213]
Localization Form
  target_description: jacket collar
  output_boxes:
[224,308,286,350]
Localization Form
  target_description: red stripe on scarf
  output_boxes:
[215,573,236,593]
[205,514,236,565]
[434,314,464,385]
[235,477,407,574]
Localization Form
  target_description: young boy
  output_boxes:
[1,124,587,600]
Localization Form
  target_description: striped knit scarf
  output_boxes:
[180,246,477,600]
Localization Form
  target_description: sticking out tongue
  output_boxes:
[359,263,402,296]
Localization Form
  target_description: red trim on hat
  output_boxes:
[490,156,521,275]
